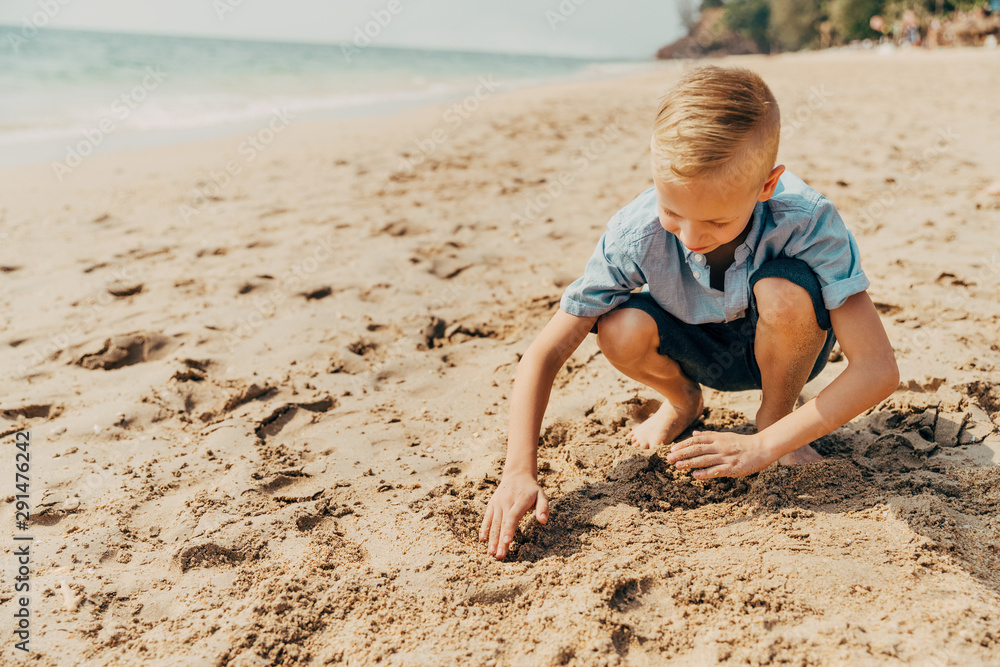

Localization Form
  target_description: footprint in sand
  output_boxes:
[873,302,903,316]
[1,403,59,420]
[75,331,176,370]
[300,286,333,300]
[254,397,336,441]
[106,280,143,297]
[173,542,246,572]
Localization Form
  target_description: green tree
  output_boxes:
[828,0,884,41]
[724,0,772,52]
[769,0,822,50]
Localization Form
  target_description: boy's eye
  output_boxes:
[708,220,730,228]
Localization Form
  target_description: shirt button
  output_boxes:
[693,253,705,264]
[692,270,702,280]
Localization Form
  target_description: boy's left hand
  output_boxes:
[666,430,775,479]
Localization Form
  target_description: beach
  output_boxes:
[2,46,999,666]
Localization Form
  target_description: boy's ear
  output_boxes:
[756,165,786,202]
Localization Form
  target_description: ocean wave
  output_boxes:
[0,84,463,147]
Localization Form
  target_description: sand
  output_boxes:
[1,47,999,666]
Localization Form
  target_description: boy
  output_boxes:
[480,66,899,560]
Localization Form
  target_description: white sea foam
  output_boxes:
[0,27,647,164]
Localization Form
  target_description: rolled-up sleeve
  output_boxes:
[560,220,646,318]
[785,197,870,310]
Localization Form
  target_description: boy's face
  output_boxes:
[652,161,785,255]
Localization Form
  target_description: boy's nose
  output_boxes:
[663,220,706,249]
[677,228,702,248]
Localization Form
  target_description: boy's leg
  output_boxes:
[595,307,703,449]
[750,261,831,465]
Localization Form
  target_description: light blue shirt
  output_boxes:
[559,171,870,324]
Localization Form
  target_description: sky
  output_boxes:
[0,0,687,59]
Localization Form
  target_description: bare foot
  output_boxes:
[756,408,824,466]
[627,392,703,449]
[777,444,824,466]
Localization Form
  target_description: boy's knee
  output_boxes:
[596,308,658,364]
[753,277,819,331]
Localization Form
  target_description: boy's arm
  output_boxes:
[480,308,598,559]
[667,290,899,477]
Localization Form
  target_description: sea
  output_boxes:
[0,27,657,167]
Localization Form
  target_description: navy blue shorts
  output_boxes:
[590,258,836,391]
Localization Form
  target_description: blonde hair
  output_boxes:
[651,66,780,191]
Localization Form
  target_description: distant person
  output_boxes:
[819,20,833,49]
[903,9,921,46]
[480,67,900,559]
[870,14,889,43]
[926,18,941,48]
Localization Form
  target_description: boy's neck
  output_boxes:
[705,212,754,265]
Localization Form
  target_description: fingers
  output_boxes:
[488,504,503,556]
[692,464,729,480]
[497,494,536,558]
[496,513,521,559]
[667,441,715,464]
[483,487,551,559]
[535,490,549,524]
[479,501,493,542]
[671,432,713,452]
[671,453,720,470]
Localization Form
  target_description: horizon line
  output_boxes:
[0,23,654,63]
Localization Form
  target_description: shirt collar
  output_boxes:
[735,202,764,260]
[672,202,763,263]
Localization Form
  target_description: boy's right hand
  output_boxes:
[479,471,549,559]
